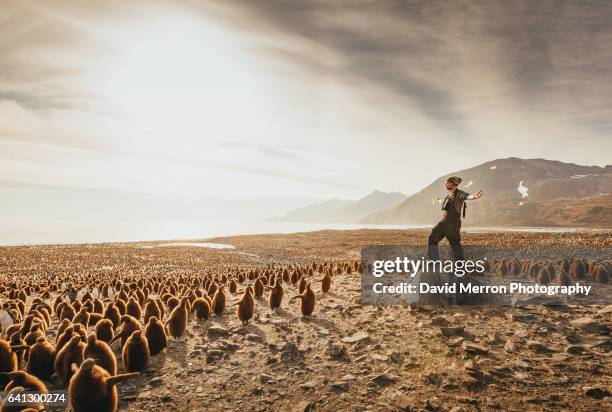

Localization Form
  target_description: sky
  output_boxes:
[1,0,612,233]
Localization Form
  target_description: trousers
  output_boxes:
[427,219,464,260]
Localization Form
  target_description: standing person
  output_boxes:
[428,176,483,260]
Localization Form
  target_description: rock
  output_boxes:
[422,372,442,385]
[431,316,450,326]
[195,386,204,393]
[213,339,240,352]
[526,340,552,352]
[388,350,404,365]
[440,326,464,336]
[457,396,478,405]
[583,386,611,399]
[137,390,151,399]
[386,391,413,409]
[330,381,349,392]
[447,337,464,347]
[189,349,202,357]
[259,374,274,384]
[449,407,467,412]
[570,317,601,333]
[206,349,225,362]
[149,377,163,387]
[158,392,173,402]
[566,345,589,355]
[461,342,489,355]
[463,359,480,371]
[246,333,263,343]
[371,373,399,387]
[328,342,349,361]
[504,339,518,353]
[207,325,229,338]
[342,374,356,381]
[280,342,304,363]
[371,353,389,361]
[300,381,316,390]
[341,331,370,343]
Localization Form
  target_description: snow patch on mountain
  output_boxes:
[517,181,529,198]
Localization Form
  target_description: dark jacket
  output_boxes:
[441,189,468,222]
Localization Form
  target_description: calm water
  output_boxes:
[0,220,604,246]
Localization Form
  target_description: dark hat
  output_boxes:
[446,176,462,185]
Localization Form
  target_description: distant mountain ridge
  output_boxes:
[362,158,612,227]
[275,191,407,223]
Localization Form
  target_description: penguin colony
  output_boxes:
[488,257,610,286]
[0,259,358,411]
[0,252,610,411]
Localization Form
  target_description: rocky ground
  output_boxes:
[1,229,611,411]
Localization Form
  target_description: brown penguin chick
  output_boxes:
[23,323,44,347]
[320,272,332,293]
[228,279,237,294]
[57,319,72,342]
[2,370,48,393]
[192,298,211,320]
[55,326,79,356]
[92,299,105,314]
[84,334,117,375]
[113,299,126,316]
[95,319,115,344]
[267,278,284,310]
[537,268,551,286]
[594,266,609,284]
[110,315,141,348]
[0,339,22,374]
[166,297,180,313]
[143,301,161,325]
[179,296,191,315]
[236,287,255,325]
[89,312,104,326]
[253,278,264,299]
[103,303,121,329]
[26,336,55,381]
[126,298,142,320]
[211,285,226,316]
[557,269,570,287]
[8,332,26,368]
[165,301,187,338]
[121,331,150,372]
[59,303,76,322]
[298,277,307,294]
[154,298,165,321]
[54,334,86,383]
[68,358,139,412]
[73,308,90,327]
[143,316,167,356]
[2,386,44,412]
[289,283,316,316]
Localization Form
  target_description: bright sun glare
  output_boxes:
[96,14,272,148]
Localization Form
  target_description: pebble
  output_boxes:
[330,381,349,392]
[207,325,229,338]
[370,373,399,387]
[246,333,263,343]
[206,349,225,362]
[570,317,601,334]
[441,326,464,336]
[341,331,370,343]
[461,342,489,355]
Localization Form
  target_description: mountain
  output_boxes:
[276,191,407,223]
[361,158,612,227]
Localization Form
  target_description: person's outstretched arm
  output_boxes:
[466,191,483,200]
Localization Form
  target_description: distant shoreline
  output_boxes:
[0,225,610,248]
